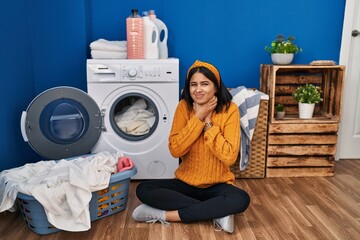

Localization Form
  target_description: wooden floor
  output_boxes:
[1,159,359,240]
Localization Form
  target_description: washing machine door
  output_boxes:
[20,86,103,159]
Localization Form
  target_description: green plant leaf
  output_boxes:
[265,34,302,54]
[293,84,323,104]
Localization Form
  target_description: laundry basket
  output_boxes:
[230,96,269,178]
[17,167,137,235]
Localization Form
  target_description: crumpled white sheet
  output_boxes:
[115,98,155,135]
[0,151,118,232]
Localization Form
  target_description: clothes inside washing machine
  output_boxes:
[114,96,156,136]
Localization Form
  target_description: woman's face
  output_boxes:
[189,72,216,105]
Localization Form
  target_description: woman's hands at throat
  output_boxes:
[193,96,217,121]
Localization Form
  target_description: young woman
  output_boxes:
[132,60,250,233]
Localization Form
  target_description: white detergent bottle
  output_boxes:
[149,10,168,59]
[142,11,159,59]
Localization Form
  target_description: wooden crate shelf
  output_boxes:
[266,167,335,177]
[260,64,345,177]
[260,64,345,123]
[267,156,335,167]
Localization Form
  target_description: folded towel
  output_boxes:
[230,87,265,171]
[91,50,127,59]
[90,38,127,52]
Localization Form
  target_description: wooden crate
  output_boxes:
[260,64,345,177]
[266,122,338,177]
[260,64,345,123]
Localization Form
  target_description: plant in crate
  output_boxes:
[275,104,285,119]
[265,34,302,65]
[293,84,323,119]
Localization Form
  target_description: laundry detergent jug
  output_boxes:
[142,12,159,59]
[149,10,168,59]
[126,9,144,59]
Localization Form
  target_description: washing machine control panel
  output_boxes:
[87,59,179,83]
[127,68,138,77]
[121,65,166,81]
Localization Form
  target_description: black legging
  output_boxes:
[136,179,250,223]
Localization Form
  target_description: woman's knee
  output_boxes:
[240,190,250,211]
[238,190,250,212]
[228,189,250,213]
[136,181,157,200]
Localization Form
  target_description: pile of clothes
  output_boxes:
[115,98,155,135]
[0,152,119,231]
[90,38,127,59]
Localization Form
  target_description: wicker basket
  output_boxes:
[230,97,269,178]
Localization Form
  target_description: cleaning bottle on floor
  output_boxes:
[142,11,159,59]
[149,10,168,59]
[126,9,144,59]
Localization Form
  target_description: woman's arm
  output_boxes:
[168,101,204,157]
[203,103,240,166]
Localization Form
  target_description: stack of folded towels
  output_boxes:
[90,39,127,59]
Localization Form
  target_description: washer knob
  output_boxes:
[128,68,137,77]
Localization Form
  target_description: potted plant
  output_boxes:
[293,84,323,119]
[275,104,285,119]
[265,34,302,65]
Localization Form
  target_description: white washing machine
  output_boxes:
[20,58,179,179]
[86,59,179,179]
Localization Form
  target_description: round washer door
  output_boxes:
[22,86,102,159]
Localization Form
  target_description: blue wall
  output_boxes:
[0,0,345,171]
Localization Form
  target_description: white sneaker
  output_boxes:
[132,204,169,225]
[214,215,234,233]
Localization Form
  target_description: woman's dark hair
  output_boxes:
[181,65,232,113]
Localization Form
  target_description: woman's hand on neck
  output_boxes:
[193,96,217,121]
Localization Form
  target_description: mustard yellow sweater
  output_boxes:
[168,100,240,188]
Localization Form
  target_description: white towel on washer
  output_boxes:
[91,50,127,59]
[90,39,127,52]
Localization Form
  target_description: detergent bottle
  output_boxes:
[142,11,159,59]
[126,9,144,59]
[149,10,168,59]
